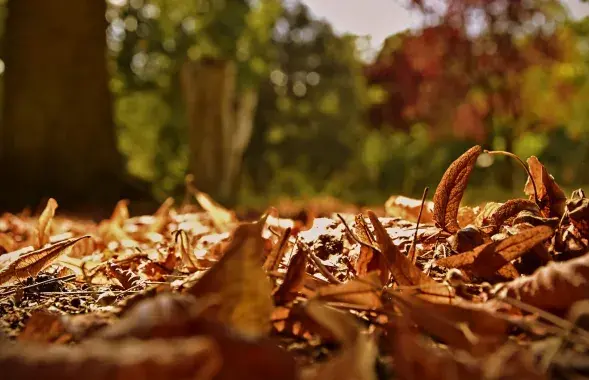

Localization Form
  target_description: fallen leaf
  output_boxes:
[433,145,482,233]
[273,243,309,304]
[384,195,434,223]
[524,156,566,218]
[184,216,274,336]
[484,199,540,233]
[98,200,131,243]
[263,227,291,272]
[498,252,589,311]
[391,293,510,352]
[174,229,198,271]
[95,293,298,380]
[566,191,589,237]
[436,226,553,279]
[0,235,91,285]
[18,310,72,344]
[150,197,174,233]
[1,337,221,380]
[367,211,453,302]
[0,233,16,254]
[106,262,142,290]
[35,198,58,249]
[304,300,377,380]
[316,271,383,310]
[390,325,544,380]
[194,190,236,233]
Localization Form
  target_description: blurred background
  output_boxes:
[0,0,589,214]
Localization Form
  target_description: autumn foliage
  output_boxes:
[1,146,589,379]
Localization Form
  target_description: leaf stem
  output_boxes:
[484,150,540,206]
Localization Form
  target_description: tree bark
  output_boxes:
[0,0,134,211]
[181,58,258,203]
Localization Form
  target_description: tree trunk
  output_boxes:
[0,0,134,211]
[181,58,258,203]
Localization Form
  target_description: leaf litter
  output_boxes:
[0,147,589,379]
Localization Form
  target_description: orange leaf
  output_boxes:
[0,235,91,285]
[184,216,273,336]
[524,156,566,218]
[499,252,589,311]
[273,243,309,305]
[367,211,453,302]
[263,227,291,272]
[194,190,236,233]
[436,226,553,279]
[433,145,482,233]
[35,198,58,249]
[316,271,383,310]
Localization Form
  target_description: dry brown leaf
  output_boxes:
[0,233,16,254]
[18,310,73,344]
[316,271,383,310]
[194,190,236,232]
[35,198,58,249]
[367,211,453,302]
[499,252,589,311]
[106,262,141,290]
[353,214,380,277]
[174,230,198,271]
[384,195,434,223]
[184,217,274,336]
[304,301,377,380]
[98,199,131,243]
[433,145,482,233]
[391,325,544,380]
[96,293,298,380]
[391,294,510,352]
[524,156,566,218]
[0,235,91,285]
[485,199,540,233]
[1,337,221,380]
[150,197,174,233]
[436,226,553,279]
[263,227,291,272]
[566,192,589,237]
[273,243,309,304]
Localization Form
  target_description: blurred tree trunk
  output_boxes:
[0,0,142,212]
[181,58,258,203]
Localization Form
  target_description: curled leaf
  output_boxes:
[524,156,566,218]
[433,146,482,233]
[35,198,58,249]
[485,199,540,233]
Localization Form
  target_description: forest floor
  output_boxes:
[0,145,588,380]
